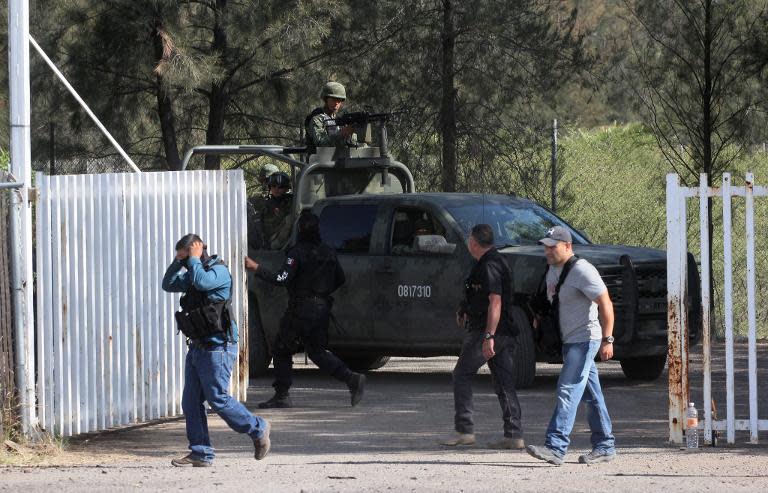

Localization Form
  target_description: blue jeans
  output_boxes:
[544,340,615,457]
[182,344,267,462]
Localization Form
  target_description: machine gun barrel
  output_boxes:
[327,111,398,127]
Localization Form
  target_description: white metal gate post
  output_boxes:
[8,0,38,436]
[744,173,759,443]
[698,174,713,444]
[722,173,735,444]
[670,172,767,445]
[666,173,689,444]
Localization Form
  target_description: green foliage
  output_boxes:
[553,124,768,338]
[624,0,767,181]
[557,123,669,248]
[0,148,8,172]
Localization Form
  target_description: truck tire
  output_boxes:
[511,306,536,389]
[338,355,391,373]
[248,291,272,377]
[620,354,666,381]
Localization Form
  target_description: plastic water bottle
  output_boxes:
[686,402,699,449]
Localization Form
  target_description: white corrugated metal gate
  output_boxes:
[667,172,766,445]
[35,170,248,437]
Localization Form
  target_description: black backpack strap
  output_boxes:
[532,255,580,312]
[555,255,579,293]
[304,107,325,128]
[552,255,580,308]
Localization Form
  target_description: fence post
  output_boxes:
[744,172,759,444]
[721,173,735,444]
[699,174,713,444]
[551,119,558,212]
[0,183,15,436]
[666,173,687,445]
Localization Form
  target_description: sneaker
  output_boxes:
[487,437,525,450]
[348,373,366,407]
[171,454,212,467]
[258,392,292,409]
[578,449,616,464]
[526,445,564,466]
[253,421,271,460]
[440,432,476,446]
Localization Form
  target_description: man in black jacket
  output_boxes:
[245,212,365,408]
[441,224,524,450]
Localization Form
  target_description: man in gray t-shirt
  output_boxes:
[545,259,606,344]
[527,226,617,466]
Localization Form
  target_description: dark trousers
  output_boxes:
[272,299,352,393]
[453,331,523,438]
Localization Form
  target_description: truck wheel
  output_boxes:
[338,355,391,373]
[620,354,666,381]
[511,306,536,389]
[248,291,272,377]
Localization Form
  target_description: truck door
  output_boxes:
[317,203,378,348]
[371,205,467,351]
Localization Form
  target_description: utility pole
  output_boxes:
[551,118,558,212]
[8,0,39,436]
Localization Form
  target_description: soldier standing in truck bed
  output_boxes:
[304,81,355,152]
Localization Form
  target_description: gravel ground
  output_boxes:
[1,344,766,492]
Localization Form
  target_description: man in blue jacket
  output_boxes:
[163,234,271,467]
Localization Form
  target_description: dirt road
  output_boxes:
[1,345,766,492]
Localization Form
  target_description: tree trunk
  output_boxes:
[702,0,713,177]
[205,85,228,170]
[440,0,457,192]
[205,0,229,170]
[703,1,715,327]
[153,21,182,171]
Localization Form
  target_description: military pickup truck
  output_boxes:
[183,119,701,388]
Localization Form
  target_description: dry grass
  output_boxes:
[0,434,65,466]
[1,404,65,466]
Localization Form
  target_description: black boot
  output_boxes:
[348,373,366,407]
[258,391,292,409]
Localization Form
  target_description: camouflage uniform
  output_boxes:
[258,194,293,250]
[247,196,266,249]
[305,109,349,148]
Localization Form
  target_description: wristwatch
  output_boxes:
[483,332,495,341]
[602,335,615,344]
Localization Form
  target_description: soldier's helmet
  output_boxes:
[321,81,346,101]
[267,171,291,190]
[258,163,280,180]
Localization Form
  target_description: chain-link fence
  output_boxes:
[552,124,768,340]
[33,125,139,176]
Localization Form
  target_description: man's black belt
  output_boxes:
[188,339,227,350]
[291,295,331,302]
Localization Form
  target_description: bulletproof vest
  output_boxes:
[464,249,517,335]
[263,194,293,249]
[175,260,232,341]
[289,242,340,299]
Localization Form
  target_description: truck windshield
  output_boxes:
[445,201,588,246]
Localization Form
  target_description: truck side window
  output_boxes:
[319,204,378,253]
[390,208,445,255]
